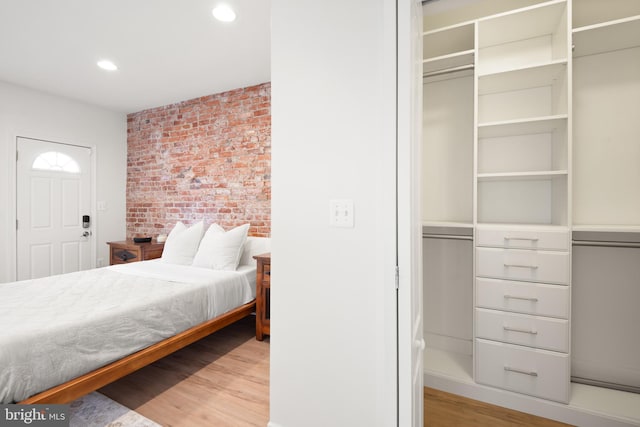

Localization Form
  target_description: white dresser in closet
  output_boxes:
[475,226,571,403]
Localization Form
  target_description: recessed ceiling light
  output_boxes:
[212,4,236,22]
[97,60,118,71]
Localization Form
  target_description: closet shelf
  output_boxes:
[423,50,474,76]
[572,224,640,234]
[477,170,568,181]
[478,115,568,137]
[478,60,567,94]
[573,15,640,57]
[422,221,473,229]
[477,223,569,232]
[477,0,567,49]
[477,223,569,231]
[423,21,475,62]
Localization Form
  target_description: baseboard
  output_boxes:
[426,371,640,427]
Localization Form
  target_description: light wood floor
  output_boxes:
[100,315,270,427]
[100,316,571,426]
[424,387,573,427]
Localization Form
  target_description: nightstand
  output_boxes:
[107,240,165,265]
[254,253,271,341]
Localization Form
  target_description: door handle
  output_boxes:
[82,231,92,237]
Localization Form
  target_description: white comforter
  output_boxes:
[0,261,255,403]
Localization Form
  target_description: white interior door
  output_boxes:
[398,0,424,425]
[16,137,92,280]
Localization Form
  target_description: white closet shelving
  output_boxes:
[476,0,569,229]
[422,19,476,384]
[422,0,640,424]
[573,0,640,27]
[477,62,568,125]
[573,14,640,57]
[423,21,474,76]
[572,0,640,230]
[476,1,568,75]
[572,0,640,58]
[422,20,475,226]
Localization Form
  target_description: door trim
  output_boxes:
[397,0,424,425]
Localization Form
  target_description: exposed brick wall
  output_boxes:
[126,82,270,238]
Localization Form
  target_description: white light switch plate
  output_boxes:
[329,199,354,228]
[97,200,108,211]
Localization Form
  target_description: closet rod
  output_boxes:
[572,240,640,249]
[423,234,473,241]
[423,64,474,79]
[572,376,640,395]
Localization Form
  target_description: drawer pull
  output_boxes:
[503,325,538,335]
[504,366,538,377]
[504,295,539,302]
[503,263,538,269]
[504,237,539,242]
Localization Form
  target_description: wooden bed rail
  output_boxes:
[19,300,256,404]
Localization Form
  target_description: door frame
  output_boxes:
[397,0,424,425]
[10,134,97,281]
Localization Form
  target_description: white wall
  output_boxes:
[270,0,398,426]
[0,81,126,283]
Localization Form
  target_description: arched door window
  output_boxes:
[32,151,81,173]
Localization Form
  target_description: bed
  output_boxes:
[0,223,269,404]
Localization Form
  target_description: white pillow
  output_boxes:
[161,221,204,265]
[192,223,250,270]
[239,236,271,266]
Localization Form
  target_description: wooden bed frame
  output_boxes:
[19,300,256,404]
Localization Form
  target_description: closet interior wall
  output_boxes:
[571,0,640,394]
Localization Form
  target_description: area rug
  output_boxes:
[69,392,161,427]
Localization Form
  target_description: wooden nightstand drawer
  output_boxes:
[263,264,270,283]
[107,240,164,265]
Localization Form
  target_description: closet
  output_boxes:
[422,0,640,424]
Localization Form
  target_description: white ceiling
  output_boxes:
[0,0,271,113]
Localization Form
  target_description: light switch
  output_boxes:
[329,199,354,228]
[97,201,108,211]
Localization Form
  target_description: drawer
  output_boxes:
[475,338,570,403]
[111,247,141,264]
[476,277,569,318]
[475,308,569,352]
[476,247,570,285]
[263,264,271,283]
[476,226,569,251]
